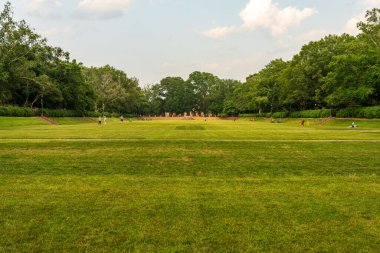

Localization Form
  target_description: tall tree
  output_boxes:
[82,65,143,114]
[209,79,240,116]
[188,71,220,114]
[158,77,187,114]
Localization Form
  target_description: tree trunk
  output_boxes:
[24,82,29,107]
[30,94,40,108]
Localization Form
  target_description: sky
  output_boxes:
[2,0,380,86]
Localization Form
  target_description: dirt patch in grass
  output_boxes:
[199,149,227,155]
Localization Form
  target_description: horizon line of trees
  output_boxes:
[144,8,380,116]
[0,2,145,115]
[1,1,379,116]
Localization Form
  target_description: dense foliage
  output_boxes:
[82,65,145,114]
[1,2,379,117]
[0,2,95,111]
[143,73,240,116]
[0,2,145,115]
[143,9,380,116]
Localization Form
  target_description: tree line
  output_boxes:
[1,1,379,116]
[0,2,145,115]
[144,8,380,116]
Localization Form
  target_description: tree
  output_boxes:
[0,2,93,112]
[53,61,95,111]
[0,1,51,106]
[255,59,288,114]
[158,77,187,114]
[187,71,220,114]
[142,84,162,116]
[235,59,287,114]
[323,49,378,107]
[208,79,240,116]
[82,65,143,114]
[357,8,380,49]
[280,35,357,110]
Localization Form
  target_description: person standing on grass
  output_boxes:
[104,115,107,125]
[120,115,124,123]
[98,116,102,125]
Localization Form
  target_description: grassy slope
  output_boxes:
[0,117,379,252]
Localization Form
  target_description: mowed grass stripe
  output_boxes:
[1,117,380,140]
[1,174,379,252]
[1,138,380,142]
[1,140,379,176]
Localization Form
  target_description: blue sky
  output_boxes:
[2,0,380,85]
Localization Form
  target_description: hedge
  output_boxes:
[239,113,271,118]
[272,112,288,118]
[289,109,333,118]
[243,107,380,119]
[2,106,379,119]
[0,106,133,118]
[40,109,84,117]
[0,106,37,117]
[336,106,380,118]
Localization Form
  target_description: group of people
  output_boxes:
[98,116,107,125]
[98,115,127,125]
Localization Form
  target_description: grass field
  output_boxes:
[0,117,379,252]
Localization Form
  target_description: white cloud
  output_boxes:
[26,0,62,18]
[295,29,330,43]
[343,17,361,35]
[202,0,316,39]
[362,0,380,6]
[77,0,132,19]
[240,0,317,36]
[294,15,362,45]
[192,52,272,81]
[41,26,76,38]
[334,0,378,36]
[202,26,237,39]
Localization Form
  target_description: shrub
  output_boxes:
[272,112,288,118]
[337,106,380,118]
[358,106,380,118]
[239,113,271,118]
[0,106,122,118]
[289,109,333,118]
[0,106,37,117]
[39,109,83,117]
[218,113,228,118]
[336,108,356,118]
[86,111,101,117]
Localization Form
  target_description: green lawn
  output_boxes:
[0,117,379,252]
[0,117,379,140]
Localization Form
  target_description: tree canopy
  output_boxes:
[143,8,380,115]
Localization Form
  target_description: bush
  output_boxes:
[0,106,124,118]
[239,113,271,118]
[337,106,380,118]
[336,108,356,118]
[272,112,288,118]
[289,109,333,118]
[218,113,228,118]
[39,109,84,117]
[0,106,37,117]
[86,111,101,117]
[355,106,380,118]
